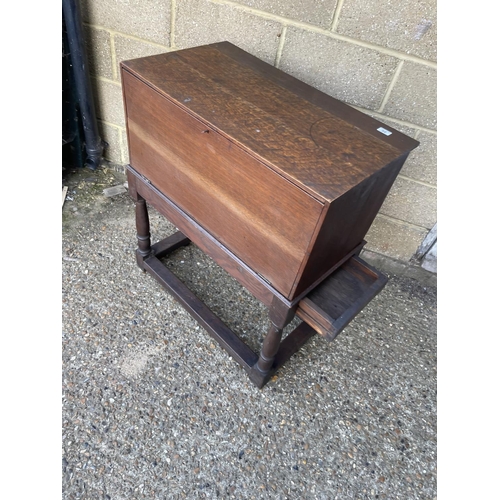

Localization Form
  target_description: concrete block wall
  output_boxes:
[80,0,437,279]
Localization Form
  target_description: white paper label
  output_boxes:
[377,127,392,136]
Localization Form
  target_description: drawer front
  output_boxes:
[123,71,323,297]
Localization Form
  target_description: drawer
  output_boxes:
[297,256,387,341]
[123,70,324,298]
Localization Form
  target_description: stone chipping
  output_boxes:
[62,164,437,500]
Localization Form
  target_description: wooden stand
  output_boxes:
[128,167,387,388]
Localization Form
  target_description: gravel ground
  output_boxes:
[62,164,437,500]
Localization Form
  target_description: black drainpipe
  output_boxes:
[62,0,106,170]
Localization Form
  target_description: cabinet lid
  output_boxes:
[121,42,419,202]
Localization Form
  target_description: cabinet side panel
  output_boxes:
[122,70,323,297]
[293,154,409,297]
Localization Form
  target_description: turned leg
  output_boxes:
[135,197,152,268]
[256,298,297,374]
[257,321,284,373]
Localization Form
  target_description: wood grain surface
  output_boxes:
[123,70,323,297]
[121,42,418,202]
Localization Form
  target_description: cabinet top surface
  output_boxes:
[121,42,418,201]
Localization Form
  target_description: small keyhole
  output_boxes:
[202,129,210,134]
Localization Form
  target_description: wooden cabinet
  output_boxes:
[121,42,419,387]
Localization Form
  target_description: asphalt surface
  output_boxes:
[62,163,437,500]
